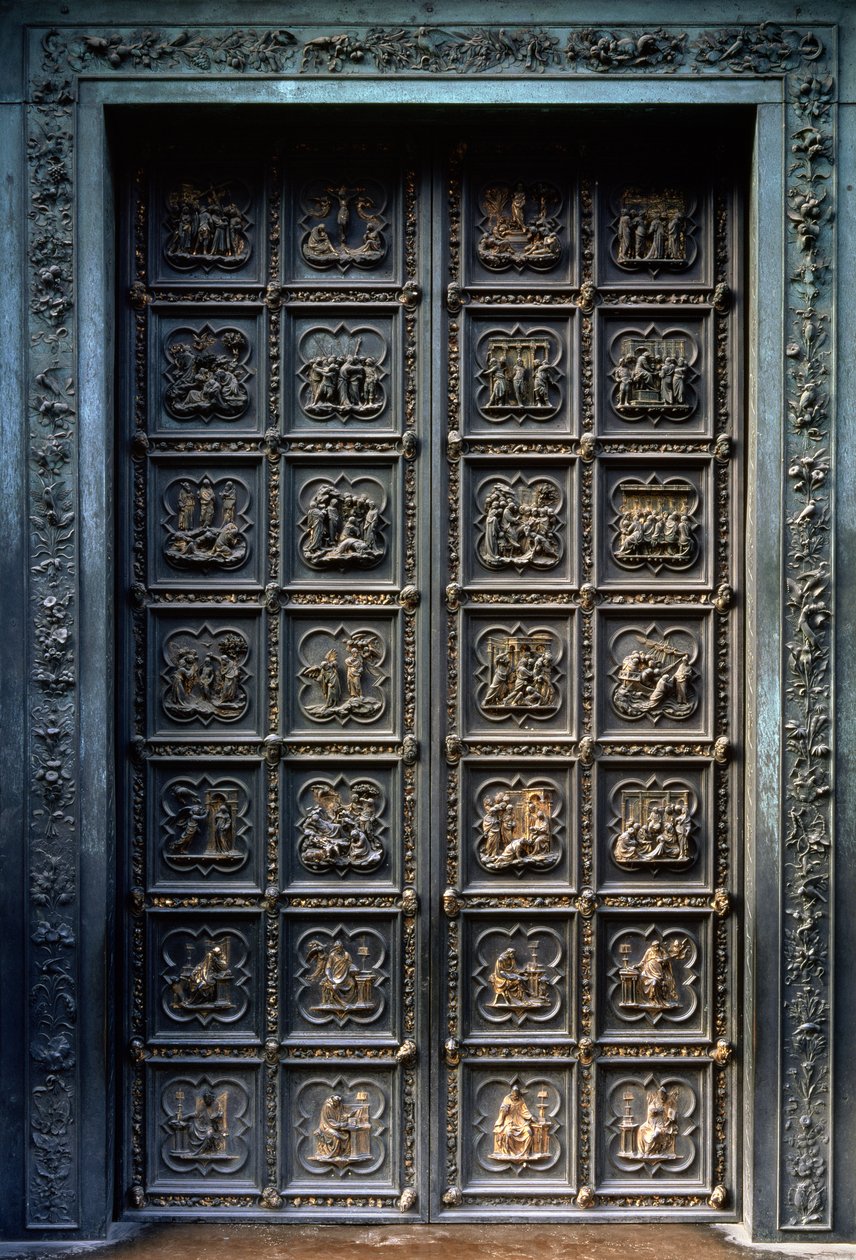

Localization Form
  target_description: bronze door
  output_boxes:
[118,115,742,1221]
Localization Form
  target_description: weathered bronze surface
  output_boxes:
[118,118,742,1220]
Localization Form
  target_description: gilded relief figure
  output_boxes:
[164,327,250,422]
[488,945,551,1012]
[612,635,696,722]
[165,477,247,569]
[489,1085,553,1164]
[167,785,241,865]
[300,632,384,722]
[304,939,379,1021]
[619,1086,679,1161]
[164,631,248,723]
[613,481,697,570]
[615,190,690,268]
[478,480,561,570]
[297,781,384,875]
[612,337,691,417]
[613,788,692,866]
[477,789,559,872]
[482,337,560,414]
[169,1087,232,1161]
[310,1092,373,1167]
[302,185,387,269]
[165,181,249,267]
[483,635,555,714]
[301,483,385,569]
[617,937,689,1011]
[478,183,562,270]
[303,332,384,418]
[169,940,235,1015]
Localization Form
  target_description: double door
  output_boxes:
[118,113,742,1220]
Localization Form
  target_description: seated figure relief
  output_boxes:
[168,1087,233,1163]
[304,938,379,1022]
[310,1092,374,1167]
[488,1085,554,1165]
[618,1085,680,1163]
[488,945,552,1013]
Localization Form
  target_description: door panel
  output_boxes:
[118,114,741,1222]
[120,134,428,1218]
[437,135,740,1216]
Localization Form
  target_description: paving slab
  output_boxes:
[4,1223,856,1260]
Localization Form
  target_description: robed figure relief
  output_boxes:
[310,1092,374,1167]
[304,939,379,1022]
[301,184,387,270]
[489,1085,553,1164]
[488,945,551,1013]
[300,632,385,723]
[169,1087,231,1162]
[619,1085,680,1162]
[612,634,696,723]
[617,937,689,1012]
[477,789,559,873]
[477,182,562,271]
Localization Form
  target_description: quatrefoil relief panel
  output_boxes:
[598,181,711,287]
[462,1068,573,1189]
[597,914,710,1042]
[595,461,711,590]
[594,762,715,894]
[156,167,261,284]
[462,766,573,888]
[285,309,401,435]
[464,462,575,588]
[284,917,395,1040]
[151,460,261,587]
[154,1072,255,1183]
[149,310,265,436]
[596,1067,709,1193]
[596,312,711,439]
[283,763,398,890]
[464,165,575,288]
[596,613,711,741]
[464,614,575,737]
[148,913,261,1042]
[283,1071,395,1191]
[464,313,576,437]
[465,918,570,1036]
[286,615,397,737]
[285,461,397,588]
[287,166,400,284]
